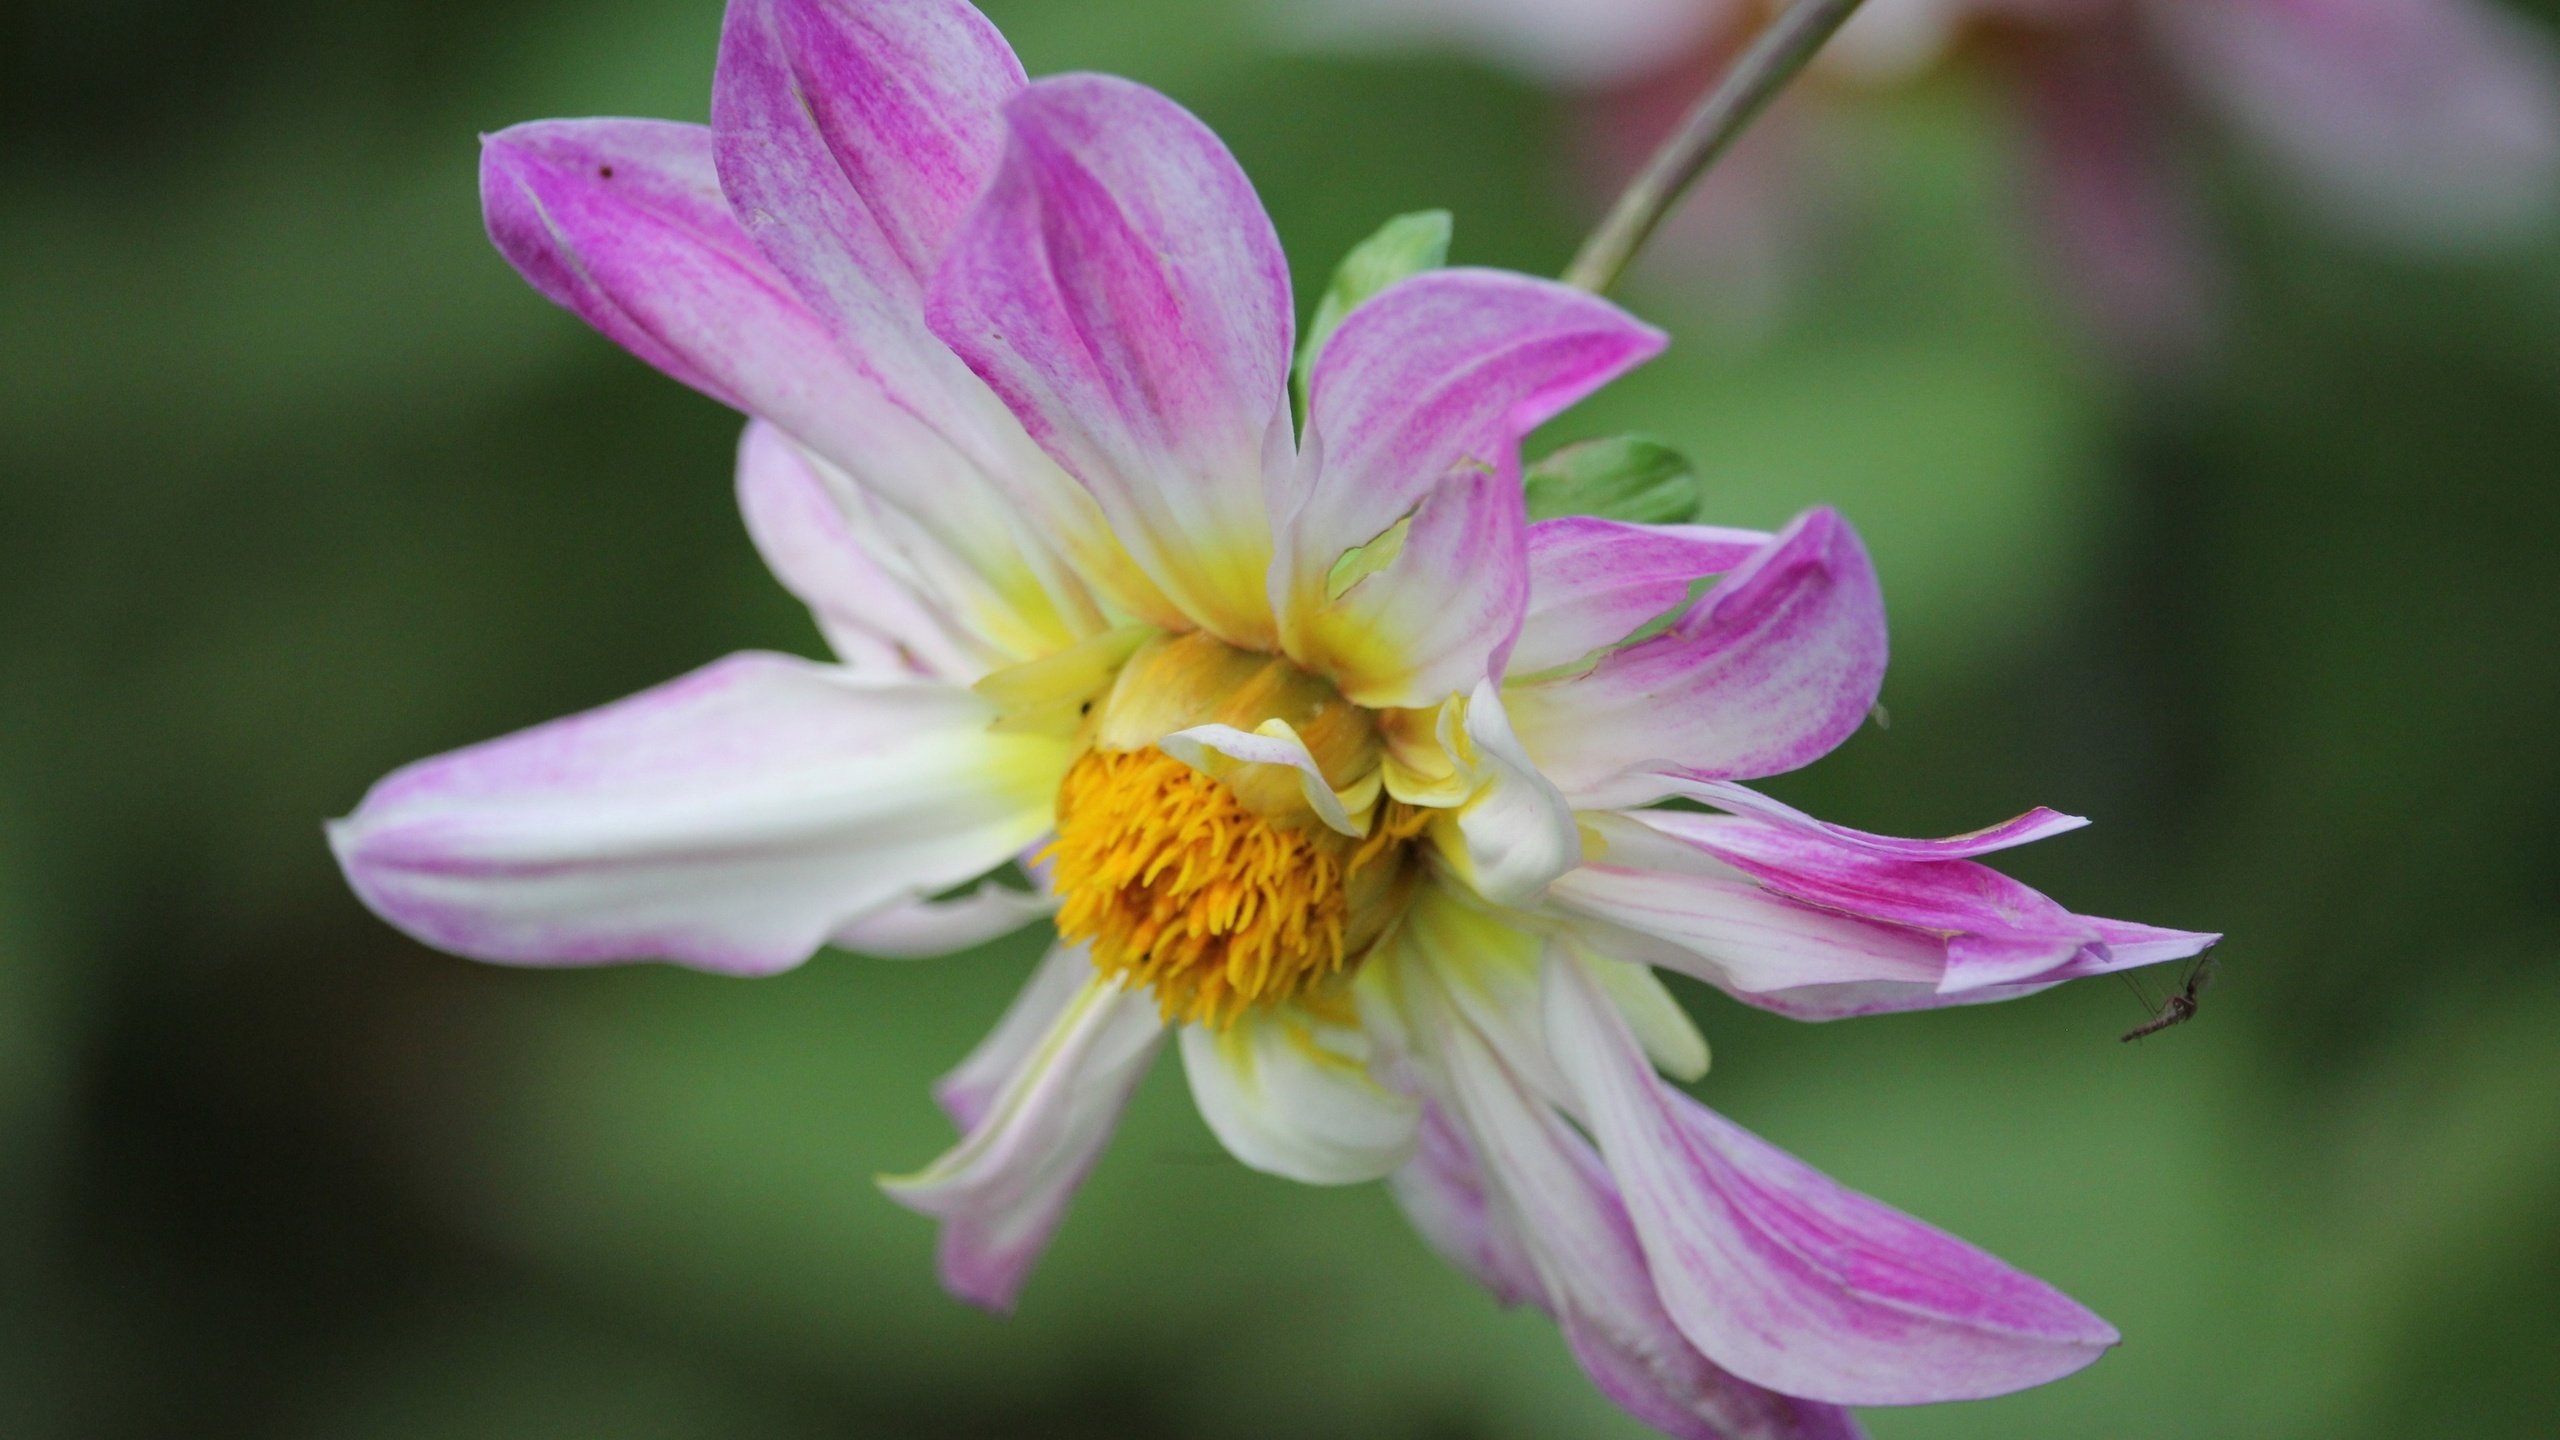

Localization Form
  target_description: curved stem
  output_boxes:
[1563,0,1870,295]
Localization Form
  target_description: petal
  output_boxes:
[328,654,1066,975]
[714,0,1024,318]
[831,876,1052,961]
[1581,948,1710,1083]
[928,74,1295,645]
[1555,809,2219,1016]
[1512,518,1770,678]
[711,0,1171,627]
[1179,1004,1419,1184]
[1647,775,2089,859]
[2083,917,2222,973]
[482,120,1095,660]
[480,119,810,414]
[1387,1094,1546,1308]
[935,942,1096,1131]
[1409,965,1863,1440]
[1506,509,1888,808]
[1544,954,2120,1404]
[2161,0,2560,249]
[1282,271,1664,660]
[1644,812,2094,994]
[1395,881,1561,1106]
[1434,682,1583,908]
[884,968,1164,1312]
[1285,461,1531,710]
[734,419,991,679]
[1550,814,1952,1017]
[1158,721,1362,837]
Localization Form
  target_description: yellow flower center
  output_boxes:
[1040,632,1429,1027]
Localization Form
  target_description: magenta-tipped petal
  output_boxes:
[1545,956,2118,1406]
[1512,518,1770,677]
[928,72,1296,646]
[1507,508,1888,807]
[1420,981,1867,1440]
[1284,270,1665,671]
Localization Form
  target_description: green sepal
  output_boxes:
[1294,210,1454,418]
[1522,435,1705,526]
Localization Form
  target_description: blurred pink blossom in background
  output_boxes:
[1298,0,2560,363]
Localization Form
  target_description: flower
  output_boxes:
[1296,0,2560,360]
[327,0,2217,1431]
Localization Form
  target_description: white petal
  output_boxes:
[832,875,1053,960]
[935,943,1097,1130]
[1433,682,1582,907]
[1159,720,1362,836]
[330,654,1067,975]
[1179,1005,1419,1184]
[884,970,1164,1312]
[735,419,1002,680]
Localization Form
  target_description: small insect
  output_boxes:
[2120,949,2218,1043]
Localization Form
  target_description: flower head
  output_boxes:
[329,0,2216,1431]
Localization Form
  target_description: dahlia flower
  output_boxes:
[329,1,2215,1431]
[1298,0,2560,357]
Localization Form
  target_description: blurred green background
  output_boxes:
[7,1,2560,1436]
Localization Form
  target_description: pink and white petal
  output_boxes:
[1435,682,1584,908]
[714,0,1023,320]
[1178,1004,1418,1184]
[1292,465,1530,710]
[1549,815,1950,1011]
[735,419,990,679]
[935,943,1097,1131]
[483,121,1093,659]
[884,970,1164,1312]
[712,1,1171,627]
[1578,947,1710,1083]
[482,120,795,412]
[1512,518,1769,678]
[483,118,897,483]
[929,74,1295,645]
[2081,917,2220,972]
[2159,0,2560,250]
[1577,806,2215,1000]
[328,654,1066,976]
[1506,509,1887,809]
[1158,722,1361,836]
[1282,270,1664,645]
[1387,1094,1546,1308]
[1637,811,2096,993]
[1543,955,2119,1406]
[1645,774,2089,858]
[831,877,1053,961]
[1419,974,1864,1440]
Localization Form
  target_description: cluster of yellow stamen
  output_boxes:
[1046,747,1428,1028]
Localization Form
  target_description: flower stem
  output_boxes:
[1563,0,1870,295]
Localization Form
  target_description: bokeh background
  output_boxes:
[7,1,2560,1436]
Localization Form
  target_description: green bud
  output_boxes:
[1522,436,1704,526]
[1294,210,1454,417]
